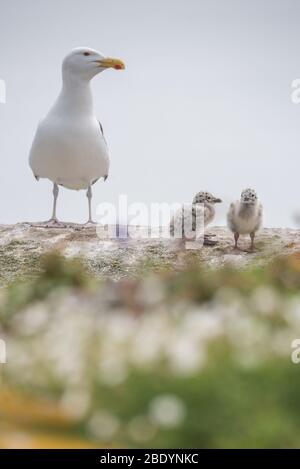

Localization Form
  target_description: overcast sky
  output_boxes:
[1,0,300,226]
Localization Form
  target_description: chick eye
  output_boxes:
[83,52,90,56]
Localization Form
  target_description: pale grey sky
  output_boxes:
[0,0,300,226]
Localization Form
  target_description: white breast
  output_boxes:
[29,116,109,190]
[29,80,110,190]
[227,201,263,234]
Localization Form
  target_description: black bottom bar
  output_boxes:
[0,449,297,466]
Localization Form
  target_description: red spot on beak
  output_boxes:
[115,64,122,70]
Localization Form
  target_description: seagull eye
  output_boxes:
[83,52,90,56]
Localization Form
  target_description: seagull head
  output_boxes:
[241,188,258,205]
[193,191,222,205]
[62,47,125,83]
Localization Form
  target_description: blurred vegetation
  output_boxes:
[1,252,300,448]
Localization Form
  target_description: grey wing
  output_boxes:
[169,215,175,236]
[227,202,236,232]
[170,206,185,237]
[97,121,108,182]
[98,120,107,146]
[203,205,213,227]
[254,203,263,231]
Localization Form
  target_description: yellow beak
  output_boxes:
[98,57,125,70]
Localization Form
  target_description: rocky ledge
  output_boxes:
[0,223,299,284]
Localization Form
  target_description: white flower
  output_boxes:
[136,277,165,307]
[60,388,91,419]
[88,410,120,440]
[286,298,300,328]
[104,313,136,342]
[167,335,206,375]
[250,286,280,316]
[182,310,222,341]
[149,394,186,428]
[129,312,169,367]
[98,355,128,386]
[13,303,49,335]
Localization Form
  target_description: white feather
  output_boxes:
[227,200,263,235]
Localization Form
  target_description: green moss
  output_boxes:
[0,241,42,286]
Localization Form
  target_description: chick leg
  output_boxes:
[234,232,240,249]
[232,232,246,252]
[250,232,255,251]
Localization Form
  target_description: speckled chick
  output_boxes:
[170,191,222,245]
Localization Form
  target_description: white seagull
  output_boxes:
[29,47,125,227]
[227,188,263,251]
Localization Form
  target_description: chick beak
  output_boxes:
[213,197,222,203]
[97,57,125,70]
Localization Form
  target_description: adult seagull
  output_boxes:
[29,47,125,227]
